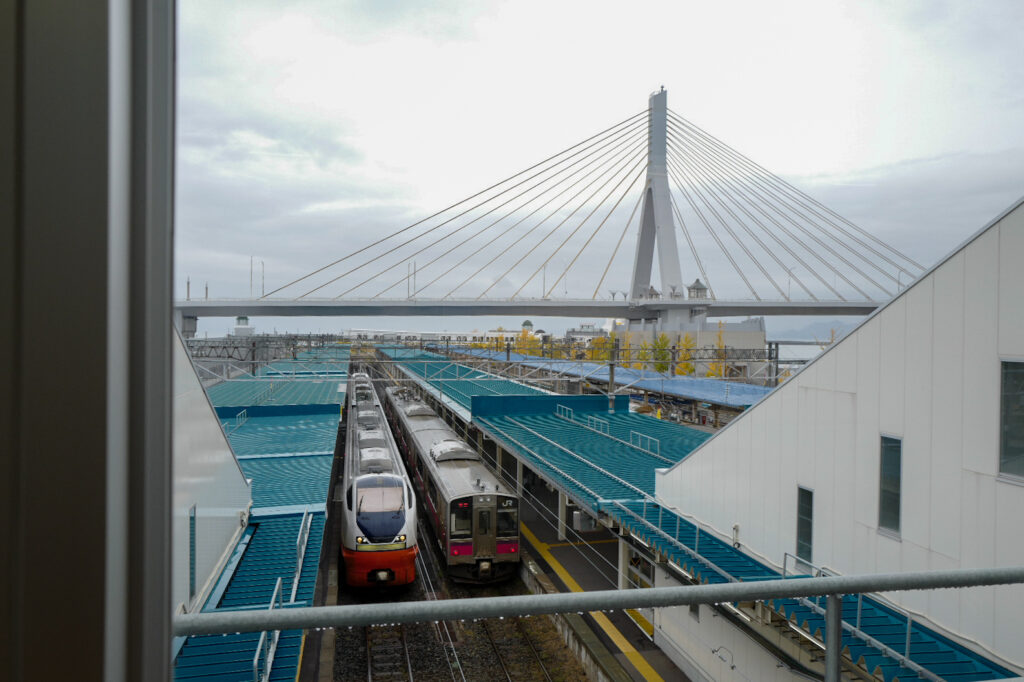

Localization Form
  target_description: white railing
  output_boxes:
[291,508,313,603]
[252,577,283,682]
[585,414,610,435]
[254,381,277,405]
[234,409,248,432]
[555,404,574,420]
[629,431,660,456]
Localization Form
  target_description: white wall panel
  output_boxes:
[998,206,1024,356]
[172,334,251,614]
[655,199,1024,666]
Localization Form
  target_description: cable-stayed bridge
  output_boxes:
[176,89,923,332]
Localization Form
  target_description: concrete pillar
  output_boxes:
[618,538,631,590]
[557,490,568,541]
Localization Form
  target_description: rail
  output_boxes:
[176,566,1024,682]
[252,576,283,682]
[629,431,660,457]
[781,552,939,680]
[291,508,312,603]
[233,409,248,432]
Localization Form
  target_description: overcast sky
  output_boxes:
[175,0,1024,336]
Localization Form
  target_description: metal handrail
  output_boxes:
[252,577,283,682]
[291,508,312,603]
[629,431,660,456]
[553,406,674,465]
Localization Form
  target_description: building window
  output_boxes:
[796,487,813,563]
[879,436,902,534]
[188,504,197,601]
[1001,362,1024,478]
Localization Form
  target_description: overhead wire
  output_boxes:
[348,118,651,299]
[592,191,643,299]
[278,110,647,298]
[667,118,882,299]
[445,133,648,300]
[667,122,850,300]
[668,111,922,278]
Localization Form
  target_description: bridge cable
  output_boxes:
[422,126,651,299]
[510,150,646,300]
[666,153,763,299]
[668,110,923,276]
[667,123,852,300]
[314,116,647,299]
[665,159,751,299]
[592,191,643,299]
[476,144,647,299]
[265,109,646,299]
[666,132,818,301]
[667,191,715,300]
[666,145,791,300]
[311,116,648,299]
[376,123,651,299]
[343,119,649,299]
[544,163,647,299]
[667,119,883,298]
[442,135,648,299]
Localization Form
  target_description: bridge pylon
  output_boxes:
[629,88,684,301]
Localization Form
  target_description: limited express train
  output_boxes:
[384,386,519,583]
[340,372,418,587]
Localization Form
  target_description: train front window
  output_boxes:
[497,497,519,535]
[357,477,404,513]
[450,499,472,538]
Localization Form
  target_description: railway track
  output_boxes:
[481,616,553,682]
[366,625,413,681]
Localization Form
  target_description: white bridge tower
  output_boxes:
[629,88,684,300]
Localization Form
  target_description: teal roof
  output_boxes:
[226,413,339,456]
[239,455,333,508]
[207,379,345,408]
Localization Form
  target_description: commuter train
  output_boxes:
[384,386,519,583]
[340,372,418,587]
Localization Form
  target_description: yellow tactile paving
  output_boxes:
[520,523,665,682]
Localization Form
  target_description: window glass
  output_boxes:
[450,499,472,537]
[1001,362,1024,477]
[796,487,813,563]
[879,436,902,533]
[356,477,404,512]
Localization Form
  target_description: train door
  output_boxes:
[474,497,496,557]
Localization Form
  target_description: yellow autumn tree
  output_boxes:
[705,321,727,378]
[676,332,696,375]
[653,333,672,373]
[635,340,652,370]
[588,336,611,361]
[515,328,540,356]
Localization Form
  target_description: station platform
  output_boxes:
[520,482,690,682]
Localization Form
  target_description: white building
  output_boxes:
[653,198,1024,678]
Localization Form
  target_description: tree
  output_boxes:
[653,333,671,373]
[515,328,540,356]
[635,340,652,370]
[588,336,611,362]
[705,321,727,378]
[675,332,696,375]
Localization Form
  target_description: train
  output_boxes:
[384,385,520,583]
[339,371,418,587]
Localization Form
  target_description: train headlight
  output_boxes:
[395,534,406,543]
[355,536,367,544]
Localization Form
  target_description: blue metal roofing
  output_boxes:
[379,347,544,410]
[238,455,333,508]
[453,347,772,408]
[207,379,346,408]
[474,395,1014,681]
[225,412,339,457]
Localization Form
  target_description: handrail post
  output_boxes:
[825,593,842,682]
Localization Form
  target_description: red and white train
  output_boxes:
[339,372,418,587]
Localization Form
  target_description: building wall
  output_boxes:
[172,334,252,613]
[655,201,1024,666]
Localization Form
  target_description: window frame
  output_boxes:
[999,361,1024,480]
[796,486,813,564]
[878,434,903,537]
